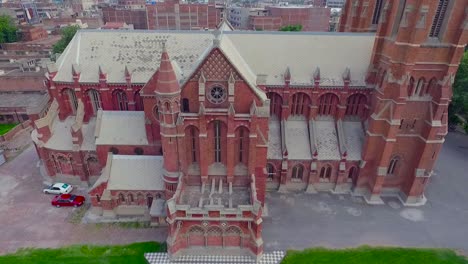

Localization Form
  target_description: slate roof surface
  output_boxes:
[343,120,364,161]
[53,30,375,88]
[267,119,282,160]
[315,120,341,160]
[95,110,148,146]
[0,92,48,109]
[107,155,165,191]
[285,118,312,160]
[44,116,96,151]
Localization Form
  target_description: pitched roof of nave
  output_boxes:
[52,30,375,90]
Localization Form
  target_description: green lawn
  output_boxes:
[0,123,18,136]
[0,241,165,264]
[281,246,468,264]
[1,243,467,264]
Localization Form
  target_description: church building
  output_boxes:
[30,0,467,259]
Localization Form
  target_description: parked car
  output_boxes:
[51,194,85,208]
[43,183,73,194]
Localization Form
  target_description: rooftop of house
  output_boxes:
[52,30,375,88]
[0,91,48,111]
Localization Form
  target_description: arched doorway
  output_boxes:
[187,226,205,247]
[206,226,223,247]
[224,226,242,248]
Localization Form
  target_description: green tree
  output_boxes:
[52,25,80,55]
[279,24,303,32]
[449,50,468,123]
[0,15,18,44]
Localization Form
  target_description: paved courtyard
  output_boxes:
[1,132,468,255]
[263,131,468,252]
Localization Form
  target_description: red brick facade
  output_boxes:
[31,0,467,259]
[340,0,468,204]
[146,0,223,30]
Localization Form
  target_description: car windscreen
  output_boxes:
[62,184,69,188]
[70,195,76,200]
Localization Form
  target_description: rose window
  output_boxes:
[207,86,227,104]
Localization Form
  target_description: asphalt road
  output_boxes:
[263,132,468,252]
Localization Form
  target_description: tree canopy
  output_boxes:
[449,49,468,130]
[279,24,303,32]
[0,15,18,44]
[52,25,80,55]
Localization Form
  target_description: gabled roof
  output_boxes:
[95,110,148,146]
[217,18,235,32]
[52,30,375,89]
[107,155,165,191]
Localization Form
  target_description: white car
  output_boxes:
[43,183,73,195]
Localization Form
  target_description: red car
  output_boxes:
[51,194,85,208]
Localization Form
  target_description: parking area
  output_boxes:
[0,146,167,255]
[263,132,468,253]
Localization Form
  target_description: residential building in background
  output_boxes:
[101,0,224,30]
[267,5,330,31]
[146,0,224,30]
[228,5,331,31]
[101,5,147,29]
[228,7,267,29]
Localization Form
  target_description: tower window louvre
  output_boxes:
[372,0,384,25]
[429,0,450,38]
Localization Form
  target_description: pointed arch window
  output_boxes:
[318,93,339,116]
[134,90,144,111]
[414,78,426,96]
[267,92,282,118]
[426,78,437,95]
[320,165,332,179]
[113,90,128,110]
[429,0,450,38]
[291,164,304,180]
[63,88,78,114]
[189,126,198,163]
[348,166,358,180]
[387,157,400,176]
[407,77,415,96]
[87,89,101,114]
[127,193,134,203]
[119,193,125,203]
[237,127,248,164]
[345,94,367,117]
[291,93,309,116]
[182,98,190,112]
[266,163,275,181]
[214,121,221,163]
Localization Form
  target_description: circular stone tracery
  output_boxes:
[207,86,227,104]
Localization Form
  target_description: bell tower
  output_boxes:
[155,43,182,199]
[340,0,386,32]
[355,0,468,205]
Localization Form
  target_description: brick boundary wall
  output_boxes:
[0,121,31,142]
